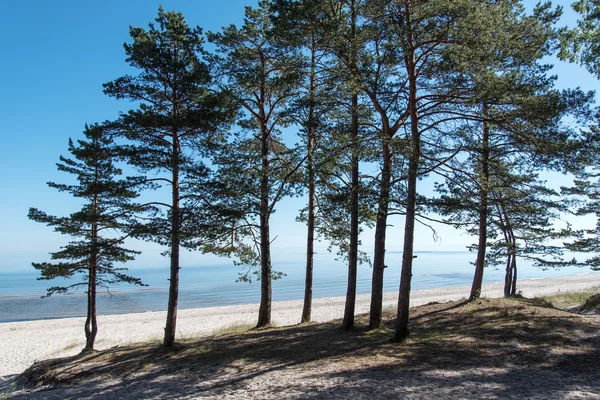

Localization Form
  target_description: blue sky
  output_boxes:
[0,0,597,272]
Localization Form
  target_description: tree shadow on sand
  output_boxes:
[11,297,600,399]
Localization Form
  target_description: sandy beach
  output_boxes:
[2,273,600,379]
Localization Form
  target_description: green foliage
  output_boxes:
[558,2,600,272]
[28,124,144,296]
[103,6,235,251]
[427,0,588,274]
[559,0,600,79]
[207,1,304,277]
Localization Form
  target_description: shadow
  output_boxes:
[11,297,600,399]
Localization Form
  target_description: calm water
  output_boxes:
[0,251,596,322]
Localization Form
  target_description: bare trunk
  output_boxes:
[257,119,272,328]
[470,104,490,301]
[343,92,360,330]
[85,263,98,351]
[85,200,98,351]
[504,253,513,297]
[499,201,518,297]
[369,130,392,329]
[164,133,180,348]
[395,9,418,341]
[302,38,318,324]
[302,150,315,324]
[510,255,517,296]
[343,1,359,330]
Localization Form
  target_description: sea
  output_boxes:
[0,251,597,323]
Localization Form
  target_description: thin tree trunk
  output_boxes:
[470,103,490,301]
[343,92,360,330]
[496,201,513,297]
[395,6,418,341]
[504,254,513,297]
[85,261,98,351]
[369,129,392,330]
[343,1,359,330]
[506,211,517,296]
[302,147,315,324]
[85,220,98,351]
[164,133,180,348]
[257,118,272,328]
[85,176,99,352]
[510,254,517,296]
[499,200,518,297]
[302,38,317,324]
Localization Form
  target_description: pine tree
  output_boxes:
[208,0,304,328]
[381,0,567,342]
[28,123,144,351]
[559,0,600,271]
[103,7,234,347]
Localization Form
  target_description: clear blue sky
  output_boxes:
[0,0,597,272]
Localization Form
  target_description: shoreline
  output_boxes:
[2,273,600,378]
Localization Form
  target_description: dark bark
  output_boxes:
[302,168,314,323]
[85,198,98,351]
[84,263,98,351]
[343,92,360,330]
[504,253,513,297]
[469,104,490,301]
[510,255,517,296]
[369,129,392,329]
[395,6,419,341]
[343,1,359,330]
[302,39,317,324]
[504,252,517,296]
[164,132,180,348]
[499,202,518,297]
[257,117,272,328]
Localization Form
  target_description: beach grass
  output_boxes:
[211,324,255,336]
[539,286,600,310]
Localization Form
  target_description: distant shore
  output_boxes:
[2,273,600,378]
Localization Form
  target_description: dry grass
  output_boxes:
[211,324,255,337]
[540,286,600,310]
[13,296,600,399]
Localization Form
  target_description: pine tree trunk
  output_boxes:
[395,15,418,341]
[508,220,517,296]
[85,263,98,351]
[504,253,513,297]
[500,201,518,297]
[470,104,490,301]
[302,168,314,323]
[164,133,180,348]
[302,39,317,324]
[369,130,392,330]
[510,255,517,296]
[343,92,360,330]
[302,154,315,323]
[343,0,359,331]
[85,189,99,351]
[257,119,272,328]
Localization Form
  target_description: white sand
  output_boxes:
[1,273,599,378]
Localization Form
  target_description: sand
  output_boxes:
[1,273,600,379]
